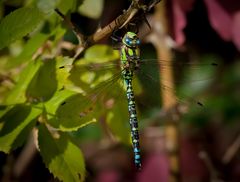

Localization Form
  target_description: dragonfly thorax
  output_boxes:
[120,44,140,80]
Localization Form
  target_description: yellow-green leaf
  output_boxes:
[0,7,44,49]
[0,105,41,153]
[4,59,42,105]
[38,124,86,182]
[26,59,57,102]
[48,93,97,131]
[78,0,104,19]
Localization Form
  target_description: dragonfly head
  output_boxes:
[123,32,140,48]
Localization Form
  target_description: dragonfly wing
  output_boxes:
[133,59,217,114]
[48,66,129,132]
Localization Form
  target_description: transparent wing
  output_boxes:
[139,59,218,83]
[46,59,132,133]
[47,55,217,130]
[132,58,218,117]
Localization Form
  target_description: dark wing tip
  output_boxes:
[211,63,218,66]
[59,66,65,69]
[197,102,204,107]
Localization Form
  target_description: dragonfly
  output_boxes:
[57,30,217,171]
[119,31,142,170]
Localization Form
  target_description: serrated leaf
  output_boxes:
[38,124,85,182]
[26,59,58,102]
[78,0,104,19]
[48,93,97,131]
[4,59,43,105]
[71,123,102,141]
[0,105,41,153]
[0,7,44,49]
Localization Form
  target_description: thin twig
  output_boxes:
[222,133,240,164]
[199,151,224,182]
[55,0,162,58]
[55,9,85,45]
[13,131,37,178]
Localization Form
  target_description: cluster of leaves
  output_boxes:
[0,0,228,181]
[0,0,130,181]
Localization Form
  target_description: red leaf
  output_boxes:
[136,154,169,182]
[172,0,187,45]
[204,0,232,41]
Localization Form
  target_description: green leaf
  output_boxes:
[84,44,119,63]
[37,0,59,14]
[106,87,131,144]
[38,124,85,182]
[78,0,104,19]
[44,89,76,118]
[71,123,102,141]
[0,7,44,49]
[4,59,42,105]
[57,0,80,14]
[26,59,58,102]
[0,105,41,153]
[7,32,51,68]
[67,45,119,91]
[55,56,75,90]
[0,105,13,119]
[48,93,97,131]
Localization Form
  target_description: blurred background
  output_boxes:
[0,0,240,181]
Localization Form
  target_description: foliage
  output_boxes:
[0,0,239,181]
[0,7,44,50]
[0,0,106,181]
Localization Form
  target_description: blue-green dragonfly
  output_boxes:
[58,31,217,170]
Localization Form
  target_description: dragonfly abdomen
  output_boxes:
[125,78,142,170]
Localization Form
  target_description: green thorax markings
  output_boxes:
[120,32,140,79]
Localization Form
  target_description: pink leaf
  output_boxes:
[178,0,195,12]
[204,0,232,41]
[232,12,240,51]
[96,170,120,182]
[136,154,169,182]
[172,0,187,45]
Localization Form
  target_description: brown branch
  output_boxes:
[144,1,180,181]
[55,0,162,58]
